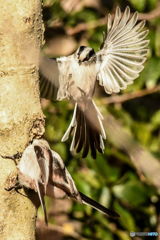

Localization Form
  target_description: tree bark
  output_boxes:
[0,0,44,239]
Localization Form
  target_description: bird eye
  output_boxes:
[83,49,95,61]
[77,46,86,55]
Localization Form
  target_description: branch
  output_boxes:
[66,16,108,35]
[102,84,160,105]
[66,4,160,35]
[104,115,160,192]
[138,3,160,20]
[36,219,88,240]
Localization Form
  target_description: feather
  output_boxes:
[12,139,120,222]
[39,6,148,159]
[96,6,149,94]
[34,145,49,194]
[79,192,120,218]
[61,103,77,142]
[35,180,48,225]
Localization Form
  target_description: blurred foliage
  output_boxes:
[37,0,160,239]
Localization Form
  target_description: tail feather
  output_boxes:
[74,106,82,149]
[87,116,97,159]
[81,112,90,158]
[61,103,77,142]
[79,191,120,218]
[61,100,106,159]
[70,124,77,151]
[77,110,86,154]
[98,115,106,139]
[36,181,48,225]
[92,127,103,154]
[100,136,105,150]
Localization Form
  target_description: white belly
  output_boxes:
[67,61,96,101]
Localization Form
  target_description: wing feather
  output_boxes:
[107,6,130,42]
[107,14,112,35]
[34,145,49,194]
[39,55,68,101]
[96,6,149,94]
[111,19,145,45]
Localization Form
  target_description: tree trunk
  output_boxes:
[0,0,44,239]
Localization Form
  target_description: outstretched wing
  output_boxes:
[96,6,149,94]
[39,55,69,101]
[39,55,60,100]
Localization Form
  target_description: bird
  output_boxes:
[39,6,149,159]
[7,139,120,225]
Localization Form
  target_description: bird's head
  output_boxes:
[76,46,95,63]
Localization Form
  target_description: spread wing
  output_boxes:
[96,6,149,94]
[39,56,59,100]
[39,55,69,101]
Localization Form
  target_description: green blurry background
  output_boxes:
[36,0,160,239]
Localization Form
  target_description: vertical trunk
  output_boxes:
[0,0,44,239]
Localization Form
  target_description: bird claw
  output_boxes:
[13,151,22,159]
[1,151,22,166]
[5,182,20,191]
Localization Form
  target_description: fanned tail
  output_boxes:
[61,100,106,159]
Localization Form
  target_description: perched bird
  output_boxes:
[6,139,119,225]
[39,6,149,159]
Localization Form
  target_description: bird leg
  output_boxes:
[5,182,20,191]
[1,152,22,192]
[1,151,22,166]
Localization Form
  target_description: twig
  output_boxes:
[104,115,160,192]
[102,84,160,105]
[66,16,108,35]
[66,3,160,35]
[1,151,21,166]
[36,219,88,240]
[138,3,160,20]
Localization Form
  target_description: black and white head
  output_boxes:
[76,46,95,63]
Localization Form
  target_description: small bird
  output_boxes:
[4,139,120,225]
[39,6,149,159]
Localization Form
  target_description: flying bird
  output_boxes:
[39,6,149,159]
[5,139,120,225]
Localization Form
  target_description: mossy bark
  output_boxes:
[0,0,44,239]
